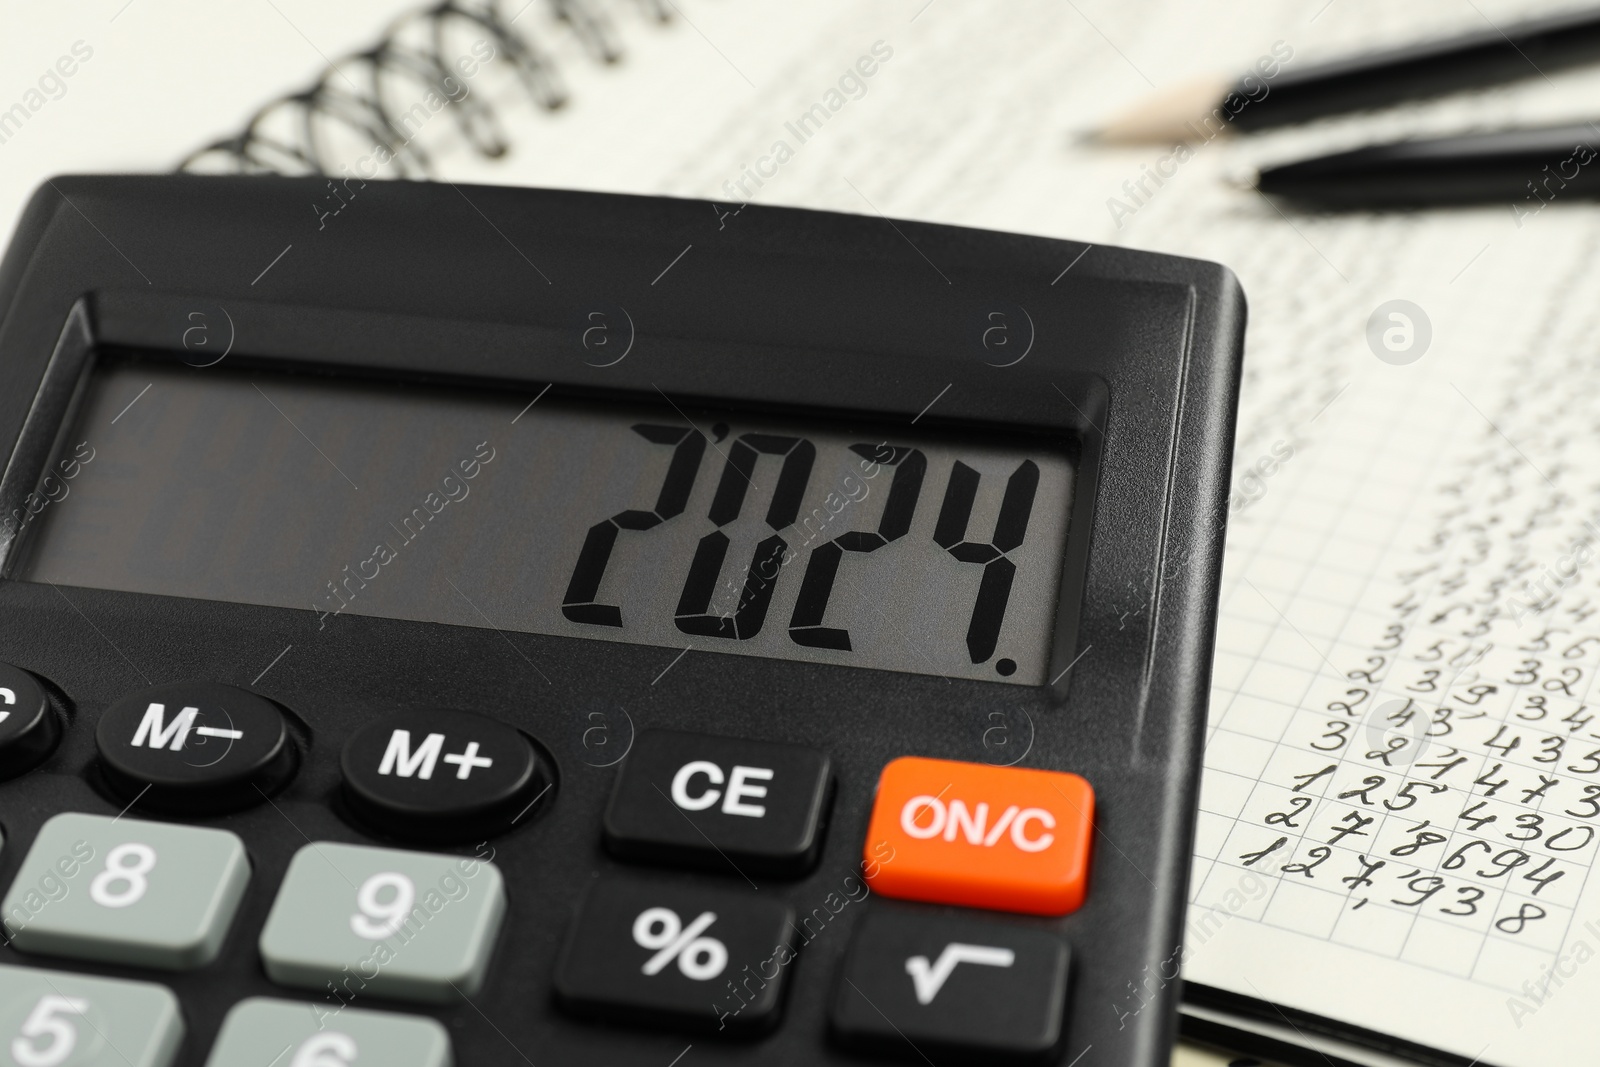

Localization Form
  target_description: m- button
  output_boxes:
[604,730,832,877]
[95,682,298,814]
[341,708,552,842]
[863,756,1095,916]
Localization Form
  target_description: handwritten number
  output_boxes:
[1281,846,1331,879]
[1312,721,1350,751]
[1439,886,1484,917]
[1495,903,1547,934]
[1266,797,1313,827]
[1565,784,1600,819]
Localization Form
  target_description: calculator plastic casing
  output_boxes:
[0,176,1245,1066]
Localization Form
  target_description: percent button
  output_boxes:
[555,878,797,1035]
[634,907,727,980]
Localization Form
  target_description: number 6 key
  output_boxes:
[0,812,250,970]
[204,998,450,1067]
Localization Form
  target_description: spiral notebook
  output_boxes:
[10,2,1600,1066]
[177,0,665,178]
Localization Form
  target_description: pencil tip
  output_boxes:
[1084,76,1235,146]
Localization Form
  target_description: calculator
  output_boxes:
[0,176,1244,1067]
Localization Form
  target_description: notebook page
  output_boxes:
[1183,218,1600,1067]
[1107,20,1600,1067]
[1082,11,1600,1067]
[415,2,1600,1063]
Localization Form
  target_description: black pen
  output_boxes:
[1252,122,1600,211]
[1090,7,1600,144]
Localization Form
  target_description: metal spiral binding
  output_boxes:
[179,0,667,177]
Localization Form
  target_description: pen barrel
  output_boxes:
[1258,124,1600,208]
[1229,10,1600,131]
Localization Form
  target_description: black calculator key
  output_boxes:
[341,707,551,842]
[603,729,832,876]
[830,906,1071,1061]
[0,661,60,779]
[95,681,297,814]
[554,877,798,1035]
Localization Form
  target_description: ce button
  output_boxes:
[604,730,832,878]
[670,761,773,818]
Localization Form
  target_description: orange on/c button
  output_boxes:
[862,756,1095,917]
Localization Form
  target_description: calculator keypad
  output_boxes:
[603,729,832,876]
[554,877,798,1034]
[0,964,183,1067]
[2,813,250,970]
[258,841,505,1004]
[830,907,1071,1060]
[0,681,1096,1059]
[205,997,452,1067]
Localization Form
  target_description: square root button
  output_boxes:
[259,841,505,1004]
[603,730,832,877]
[831,907,1070,1061]
[863,757,1094,916]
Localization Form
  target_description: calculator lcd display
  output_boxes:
[18,358,1075,685]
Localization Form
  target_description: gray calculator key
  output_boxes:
[0,964,183,1067]
[1,812,250,970]
[205,997,451,1067]
[259,841,505,1004]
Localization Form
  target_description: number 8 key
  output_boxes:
[1,813,250,970]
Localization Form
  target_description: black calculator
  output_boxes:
[0,176,1243,1067]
